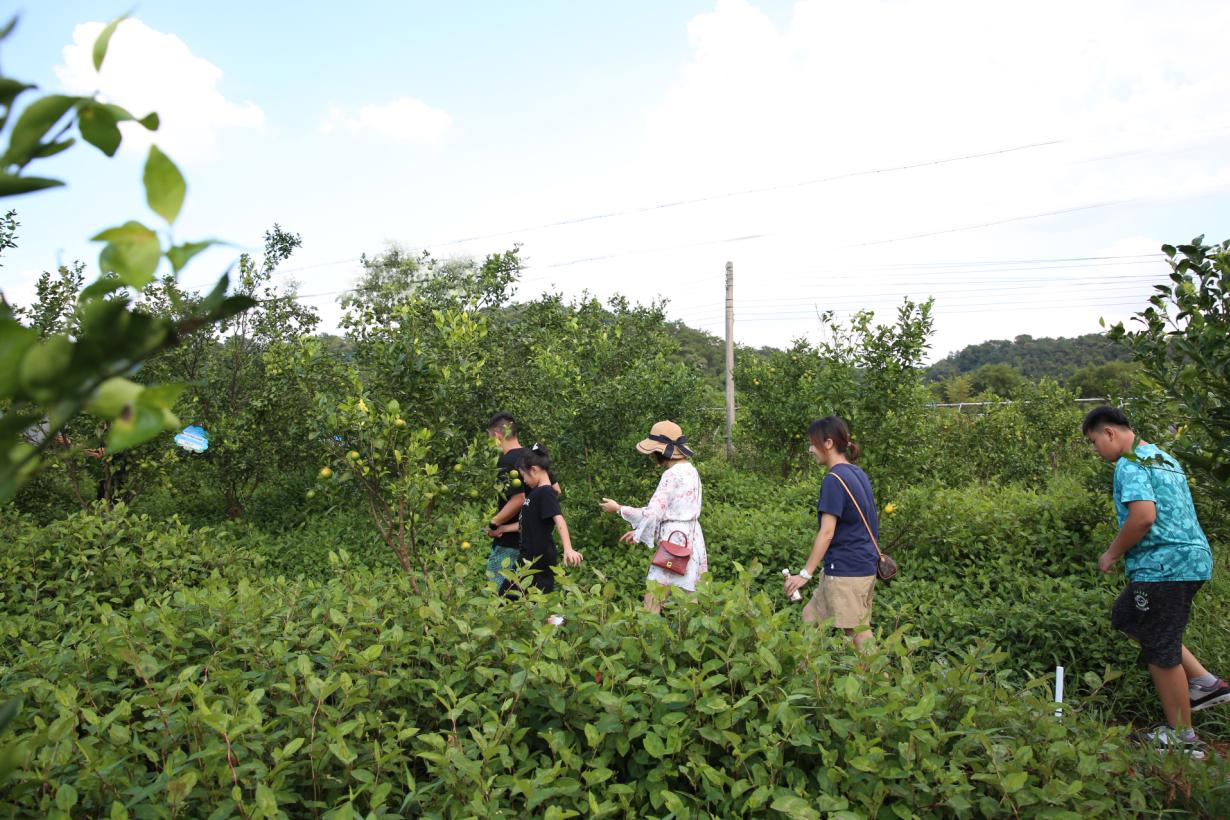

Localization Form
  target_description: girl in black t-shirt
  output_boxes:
[497,446,582,595]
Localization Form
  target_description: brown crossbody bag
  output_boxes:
[829,469,899,582]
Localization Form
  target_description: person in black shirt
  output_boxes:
[494,444,581,595]
[484,412,559,587]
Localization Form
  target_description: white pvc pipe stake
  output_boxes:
[1054,666,1065,717]
[783,569,803,601]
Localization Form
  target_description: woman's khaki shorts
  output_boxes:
[802,573,875,629]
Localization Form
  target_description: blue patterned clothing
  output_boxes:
[486,546,520,586]
[1113,443,1213,582]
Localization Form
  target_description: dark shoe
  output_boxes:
[1191,678,1230,713]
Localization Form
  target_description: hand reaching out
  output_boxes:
[784,574,810,597]
[618,531,636,545]
[563,548,584,567]
[599,498,621,515]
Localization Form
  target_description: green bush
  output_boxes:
[4,556,1227,818]
[884,475,1106,575]
[0,505,262,666]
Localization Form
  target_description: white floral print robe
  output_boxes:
[620,460,708,591]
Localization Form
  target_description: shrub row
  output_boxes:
[4,553,1227,817]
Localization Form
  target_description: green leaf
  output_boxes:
[93,220,161,287]
[79,276,130,300]
[0,697,20,732]
[0,318,39,396]
[255,784,277,815]
[210,295,257,322]
[0,173,64,197]
[99,103,137,123]
[0,78,36,120]
[93,16,127,71]
[329,738,357,766]
[33,138,74,158]
[106,401,170,453]
[1001,771,1028,793]
[137,381,187,410]
[167,239,217,273]
[643,732,665,758]
[143,145,186,224]
[79,103,122,157]
[770,794,822,820]
[2,94,77,167]
[55,783,78,811]
[18,335,74,395]
[86,377,144,418]
[138,112,159,131]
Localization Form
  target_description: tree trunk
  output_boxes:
[225,483,245,519]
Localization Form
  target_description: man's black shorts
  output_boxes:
[1110,580,1204,668]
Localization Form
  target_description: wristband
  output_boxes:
[798,568,812,580]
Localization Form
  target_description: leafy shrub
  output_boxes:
[0,505,262,666]
[883,474,1106,575]
[4,558,1227,818]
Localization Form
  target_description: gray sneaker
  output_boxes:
[1191,678,1230,713]
[1141,725,1206,760]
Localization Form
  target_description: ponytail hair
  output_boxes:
[807,415,861,463]
[517,442,552,474]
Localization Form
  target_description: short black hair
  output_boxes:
[1081,405,1131,435]
[486,412,518,437]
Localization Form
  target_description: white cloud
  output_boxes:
[576,0,1230,355]
[331,98,453,144]
[55,18,264,158]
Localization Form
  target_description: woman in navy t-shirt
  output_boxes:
[784,416,879,650]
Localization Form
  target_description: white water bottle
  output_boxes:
[782,569,803,601]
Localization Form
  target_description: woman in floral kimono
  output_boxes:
[600,420,708,613]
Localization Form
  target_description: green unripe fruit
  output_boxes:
[469,489,479,498]
[454,463,463,473]
[306,489,316,499]
[319,467,333,478]
[347,450,360,460]
[508,469,519,479]
[511,478,522,488]
[395,418,406,427]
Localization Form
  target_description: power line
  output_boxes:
[260,250,1167,309]
[707,297,1149,326]
[679,275,1161,316]
[177,123,1210,295]
[684,293,1151,322]
[179,138,1072,293]
[834,200,1129,250]
[417,138,1067,250]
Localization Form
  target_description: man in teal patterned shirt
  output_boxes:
[1083,406,1227,759]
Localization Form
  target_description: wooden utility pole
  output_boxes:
[724,261,735,458]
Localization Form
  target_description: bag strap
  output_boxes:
[828,468,883,559]
[663,529,689,548]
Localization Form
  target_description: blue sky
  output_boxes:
[3,0,1229,358]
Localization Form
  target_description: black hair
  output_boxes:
[517,442,552,474]
[486,412,518,437]
[652,451,670,466]
[1081,405,1131,435]
[807,415,861,463]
